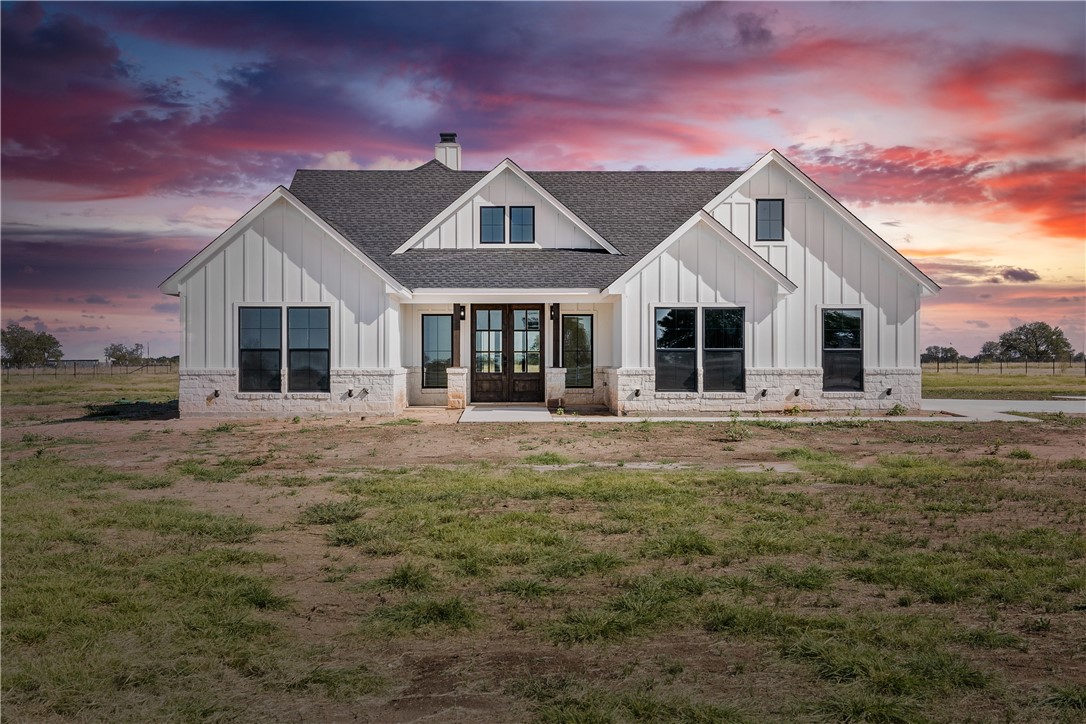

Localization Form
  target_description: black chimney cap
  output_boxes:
[439,132,458,143]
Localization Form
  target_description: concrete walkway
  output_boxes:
[459,404,554,423]
[456,399,1086,424]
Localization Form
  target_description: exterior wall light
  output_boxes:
[213,389,220,398]
[760,389,768,397]
[634,388,641,397]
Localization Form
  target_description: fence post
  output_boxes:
[1025,359,1028,375]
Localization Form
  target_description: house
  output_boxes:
[160,133,939,417]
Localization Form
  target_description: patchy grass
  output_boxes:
[4,393,1086,721]
[923,371,1086,400]
[524,451,573,465]
[0,370,179,406]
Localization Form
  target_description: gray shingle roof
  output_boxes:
[288,161,743,289]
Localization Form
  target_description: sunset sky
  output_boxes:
[2,1,1084,360]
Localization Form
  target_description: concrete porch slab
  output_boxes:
[459,404,553,423]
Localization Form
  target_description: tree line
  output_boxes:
[922,321,1081,364]
[1,324,178,366]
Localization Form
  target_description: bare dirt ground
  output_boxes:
[3,399,1085,722]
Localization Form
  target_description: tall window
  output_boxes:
[655,308,697,392]
[562,314,593,388]
[288,307,330,392]
[239,307,281,392]
[510,206,535,243]
[422,314,453,388]
[823,309,863,391]
[704,308,745,392]
[480,206,504,244]
[756,199,784,241]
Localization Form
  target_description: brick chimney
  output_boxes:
[434,132,461,170]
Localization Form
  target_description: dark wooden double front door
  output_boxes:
[471,304,544,402]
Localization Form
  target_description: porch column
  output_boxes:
[446,367,468,409]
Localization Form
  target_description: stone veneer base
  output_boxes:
[605,367,920,415]
[179,368,407,418]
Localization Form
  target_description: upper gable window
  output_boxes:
[480,206,504,244]
[510,206,535,243]
[756,199,784,241]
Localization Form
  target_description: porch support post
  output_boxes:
[452,304,462,367]
[446,367,468,409]
[551,302,560,367]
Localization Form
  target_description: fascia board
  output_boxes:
[715,150,940,296]
[159,186,411,298]
[766,149,940,294]
[392,159,620,255]
[697,210,798,292]
[605,210,797,294]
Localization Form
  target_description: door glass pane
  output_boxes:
[491,331,502,352]
[513,352,525,373]
[490,309,502,329]
[526,331,540,352]
[526,352,540,373]
[476,331,489,352]
[513,309,525,329]
[525,310,540,330]
[514,331,526,354]
[476,309,488,329]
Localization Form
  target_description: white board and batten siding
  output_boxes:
[178,198,392,370]
[409,169,602,251]
[707,161,921,369]
[619,222,781,368]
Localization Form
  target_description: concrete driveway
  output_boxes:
[920,397,1086,422]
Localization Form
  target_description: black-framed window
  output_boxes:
[562,314,593,388]
[823,309,863,391]
[704,308,745,392]
[655,307,697,392]
[239,307,281,392]
[756,199,784,241]
[480,206,504,244]
[288,307,330,392]
[510,206,535,243]
[422,314,453,388]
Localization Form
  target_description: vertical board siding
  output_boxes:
[405,168,604,250]
[179,199,387,371]
[706,161,922,369]
[623,222,778,368]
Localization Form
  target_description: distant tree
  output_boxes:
[1073,351,1085,363]
[922,345,960,364]
[977,340,1002,361]
[104,342,145,366]
[1,323,63,366]
[998,322,1073,361]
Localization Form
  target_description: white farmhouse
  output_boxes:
[160,133,939,417]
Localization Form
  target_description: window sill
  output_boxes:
[285,393,330,400]
[237,393,281,400]
[655,392,699,399]
[702,392,746,399]
[822,391,865,398]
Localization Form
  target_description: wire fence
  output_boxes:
[2,362,177,379]
[921,359,1086,376]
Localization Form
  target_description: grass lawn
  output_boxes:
[3,377,1085,721]
[923,371,1086,400]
